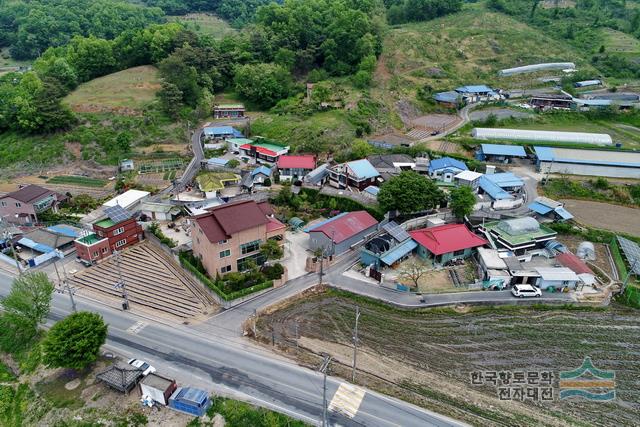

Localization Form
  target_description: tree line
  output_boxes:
[0,0,164,60]
[143,0,274,27]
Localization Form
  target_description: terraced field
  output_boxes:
[68,243,217,319]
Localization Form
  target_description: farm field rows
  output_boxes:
[257,290,640,426]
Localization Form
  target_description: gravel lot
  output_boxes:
[560,199,640,237]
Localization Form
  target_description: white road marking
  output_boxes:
[126,321,147,334]
[328,382,366,418]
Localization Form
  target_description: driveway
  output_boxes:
[281,230,311,280]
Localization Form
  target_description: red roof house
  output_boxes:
[306,211,378,255]
[276,155,316,181]
[556,252,596,285]
[191,200,285,275]
[410,223,487,264]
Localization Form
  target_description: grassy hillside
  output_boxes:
[168,13,236,38]
[63,65,161,113]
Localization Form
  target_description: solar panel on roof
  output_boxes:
[383,221,410,243]
[104,205,132,223]
[617,236,640,275]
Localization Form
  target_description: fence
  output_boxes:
[622,286,640,309]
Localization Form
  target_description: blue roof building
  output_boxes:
[479,172,525,201]
[477,144,527,162]
[363,185,380,197]
[203,126,243,139]
[533,146,640,178]
[528,197,574,222]
[168,387,211,417]
[329,159,381,190]
[207,157,229,167]
[478,177,514,200]
[428,157,468,183]
[251,165,272,177]
[456,85,494,94]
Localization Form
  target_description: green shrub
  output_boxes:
[147,222,177,248]
[262,263,284,280]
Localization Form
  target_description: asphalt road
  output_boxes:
[0,270,468,427]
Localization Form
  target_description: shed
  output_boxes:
[96,364,143,393]
[304,164,330,185]
[140,202,181,221]
[534,267,580,290]
[139,373,177,406]
[207,158,229,168]
[476,143,527,163]
[103,190,150,210]
[534,146,640,179]
[433,91,461,106]
[528,197,573,222]
[168,387,212,417]
[556,252,596,286]
[454,170,483,191]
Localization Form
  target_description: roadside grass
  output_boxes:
[168,13,236,38]
[63,66,161,112]
[188,396,309,427]
[0,362,15,382]
[541,177,640,207]
[0,383,34,427]
[47,175,108,188]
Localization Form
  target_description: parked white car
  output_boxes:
[128,358,156,377]
[511,284,542,298]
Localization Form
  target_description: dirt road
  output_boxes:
[560,199,640,236]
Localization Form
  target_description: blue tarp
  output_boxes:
[380,239,417,266]
[17,237,54,254]
[46,225,79,238]
[480,144,527,157]
[528,201,554,215]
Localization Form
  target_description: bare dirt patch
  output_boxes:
[560,199,640,236]
[556,234,614,278]
[410,113,460,131]
[257,291,640,426]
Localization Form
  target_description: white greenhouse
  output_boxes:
[471,128,613,145]
[498,62,575,76]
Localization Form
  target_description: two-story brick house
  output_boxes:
[191,200,285,276]
[74,205,144,263]
[0,185,66,224]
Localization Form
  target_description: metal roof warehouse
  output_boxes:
[534,146,640,179]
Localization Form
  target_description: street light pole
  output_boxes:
[1,223,22,276]
[113,250,130,310]
[320,355,332,427]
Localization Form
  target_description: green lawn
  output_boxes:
[63,65,161,112]
[47,176,108,188]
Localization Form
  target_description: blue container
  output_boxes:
[168,387,212,417]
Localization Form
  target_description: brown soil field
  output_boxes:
[560,199,640,237]
[256,289,640,426]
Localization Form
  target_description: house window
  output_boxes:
[220,265,232,274]
[0,201,5,207]
[92,251,99,257]
[219,249,231,258]
[15,202,21,208]
[453,249,465,256]
[101,247,109,254]
[115,239,127,248]
[113,226,125,235]
[240,240,261,255]
[218,239,228,245]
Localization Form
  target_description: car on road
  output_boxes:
[511,284,542,298]
[128,358,156,377]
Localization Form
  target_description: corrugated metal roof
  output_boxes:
[305,211,378,243]
[346,159,380,179]
[455,170,483,181]
[499,62,575,76]
[203,126,241,136]
[483,172,524,188]
[410,224,487,256]
[363,186,380,196]
[429,157,467,173]
[528,201,554,215]
[380,239,417,266]
[207,157,228,166]
[479,177,514,200]
[535,267,579,281]
[251,166,272,177]
[534,146,640,167]
[480,143,527,156]
[554,207,573,220]
[456,85,493,94]
[433,91,459,103]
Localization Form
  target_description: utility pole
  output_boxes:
[352,305,361,382]
[320,355,332,427]
[3,230,22,276]
[113,250,130,310]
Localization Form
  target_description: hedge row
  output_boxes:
[179,253,273,301]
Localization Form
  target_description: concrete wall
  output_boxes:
[539,161,640,179]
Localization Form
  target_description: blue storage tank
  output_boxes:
[168,387,212,417]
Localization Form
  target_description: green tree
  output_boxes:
[0,272,54,353]
[234,63,293,108]
[260,239,283,260]
[449,185,476,219]
[378,171,444,214]
[42,312,108,370]
[158,81,184,117]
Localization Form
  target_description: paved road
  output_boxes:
[0,270,467,427]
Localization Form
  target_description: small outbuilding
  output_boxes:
[476,143,527,163]
[168,387,212,417]
[96,364,143,394]
[534,267,580,290]
[140,202,181,222]
[454,170,483,191]
[556,252,596,286]
[528,196,573,222]
[139,373,178,406]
